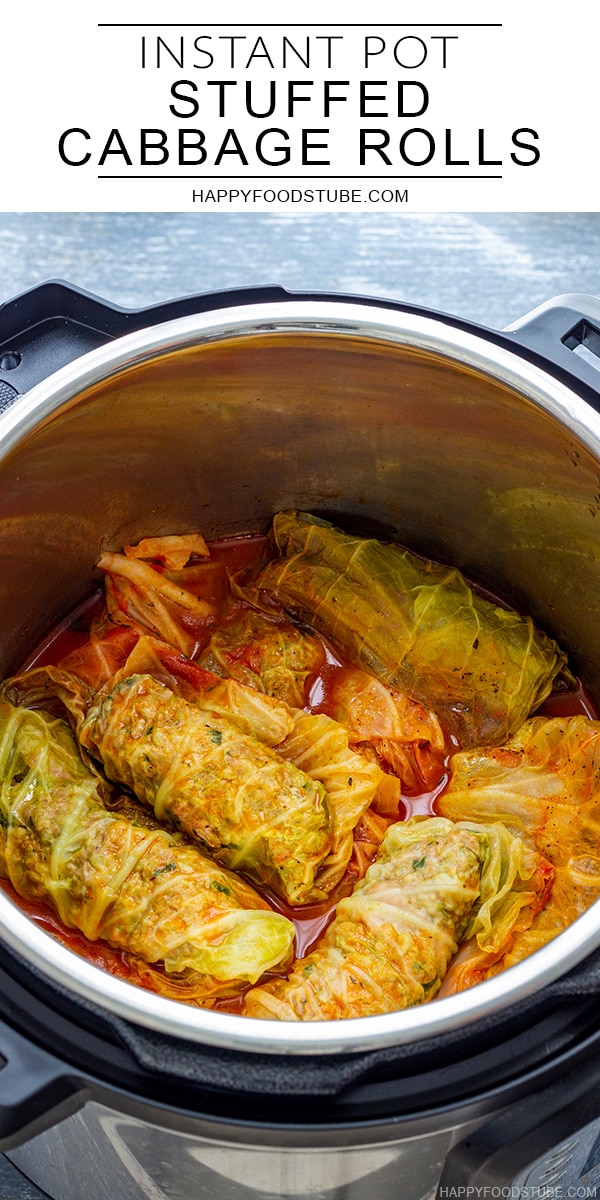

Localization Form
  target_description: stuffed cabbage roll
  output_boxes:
[0,701,295,1002]
[111,634,296,747]
[6,658,381,902]
[4,632,296,752]
[244,512,566,747]
[78,673,333,904]
[244,815,545,1020]
[438,715,600,986]
[200,609,325,708]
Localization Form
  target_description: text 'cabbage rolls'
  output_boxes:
[0,701,295,1004]
[244,511,566,747]
[243,816,546,1020]
[79,673,333,904]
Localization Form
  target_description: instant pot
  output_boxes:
[1,282,600,1199]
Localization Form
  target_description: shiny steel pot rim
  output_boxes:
[1,298,598,464]
[1,298,600,1056]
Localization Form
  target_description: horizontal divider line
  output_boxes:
[97,174,504,180]
[98,23,502,28]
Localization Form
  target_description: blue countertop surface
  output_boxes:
[0,209,599,1200]
[1,212,600,333]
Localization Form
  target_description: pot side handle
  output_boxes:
[0,280,297,401]
[436,1035,600,1196]
[0,1017,87,1151]
[505,292,600,403]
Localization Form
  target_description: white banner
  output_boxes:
[0,0,596,212]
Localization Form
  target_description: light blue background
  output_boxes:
[1,212,600,330]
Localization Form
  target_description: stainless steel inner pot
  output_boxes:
[1,297,600,1057]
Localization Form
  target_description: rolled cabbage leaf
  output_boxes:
[439,715,600,986]
[200,609,325,708]
[243,815,544,1019]
[245,512,566,747]
[4,648,389,905]
[349,806,391,877]
[8,657,384,903]
[0,701,295,1001]
[4,631,296,751]
[78,673,333,904]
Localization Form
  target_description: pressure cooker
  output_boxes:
[2,281,600,1200]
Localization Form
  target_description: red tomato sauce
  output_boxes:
[0,880,141,982]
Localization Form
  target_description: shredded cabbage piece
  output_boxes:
[99,552,216,657]
[124,533,210,570]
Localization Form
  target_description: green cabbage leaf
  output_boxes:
[244,511,567,747]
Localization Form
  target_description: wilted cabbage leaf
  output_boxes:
[277,710,385,899]
[329,668,446,793]
[244,512,567,747]
[438,714,600,988]
[59,625,140,691]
